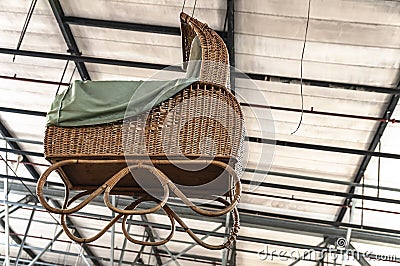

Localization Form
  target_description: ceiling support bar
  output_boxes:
[246,137,400,159]
[0,218,39,261]
[118,220,131,266]
[163,224,224,265]
[4,180,400,241]
[64,16,181,36]
[0,120,41,180]
[1,46,398,95]
[15,203,36,266]
[27,229,63,266]
[3,195,400,258]
[132,235,150,265]
[228,241,236,266]
[0,106,46,117]
[221,214,231,266]
[4,135,400,160]
[63,16,226,39]
[226,0,235,94]
[50,200,103,266]
[0,195,32,219]
[335,84,400,222]
[110,195,116,265]
[289,240,326,266]
[3,147,10,266]
[0,47,175,70]
[348,244,372,266]
[48,0,90,80]
[0,121,102,266]
[61,16,399,95]
[141,215,164,266]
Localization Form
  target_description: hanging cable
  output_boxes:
[56,60,70,96]
[12,0,38,62]
[68,66,77,84]
[181,0,187,13]
[291,0,311,135]
[192,0,198,17]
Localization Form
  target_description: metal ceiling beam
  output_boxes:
[63,16,398,95]
[0,47,177,70]
[242,179,400,205]
[0,121,102,266]
[0,218,39,261]
[335,85,400,222]
[3,182,400,248]
[0,74,70,86]
[15,204,36,266]
[3,170,400,215]
[226,0,235,94]
[349,244,372,266]
[27,229,63,266]
[244,73,400,95]
[0,106,46,117]
[0,195,32,219]
[141,215,174,265]
[63,16,227,39]
[0,147,43,157]
[50,200,103,266]
[64,16,181,35]
[3,135,400,160]
[5,209,400,265]
[0,120,41,180]
[48,0,90,80]
[1,47,398,95]
[246,136,400,160]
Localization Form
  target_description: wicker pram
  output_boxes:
[37,12,243,249]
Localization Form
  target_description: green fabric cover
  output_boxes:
[46,78,198,126]
[46,36,203,127]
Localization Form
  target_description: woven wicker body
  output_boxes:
[37,12,243,249]
[45,82,243,193]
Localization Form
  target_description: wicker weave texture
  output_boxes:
[45,82,243,160]
[180,12,230,88]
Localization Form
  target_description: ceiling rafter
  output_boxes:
[0,120,102,266]
[48,0,91,81]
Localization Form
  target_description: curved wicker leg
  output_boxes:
[59,186,124,243]
[121,197,175,246]
[151,160,242,217]
[36,160,108,214]
[60,211,122,243]
[104,164,170,215]
[165,197,240,250]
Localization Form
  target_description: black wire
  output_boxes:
[68,66,77,85]
[291,0,311,135]
[223,6,229,32]
[13,0,38,62]
[181,0,187,13]
[56,60,70,96]
[192,0,198,17]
